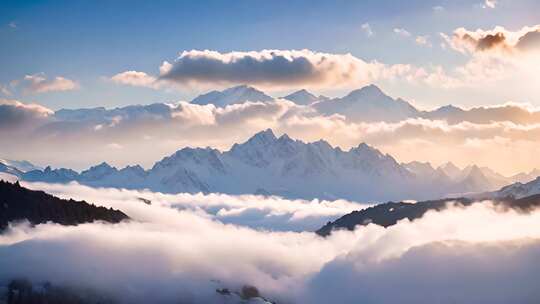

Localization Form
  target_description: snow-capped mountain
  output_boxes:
[422,104,540,125]
[0,159,42,173]
[491,177,540,199]
[510,169,540,184]
[191,85,273,107]
[55,103,174,122]
[314,84,420,122]
[437,162,462,180]
[282,89,328,105]
[20,129,529,202]
[0,161,23,176]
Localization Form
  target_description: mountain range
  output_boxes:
[41,84,540,127]
[3,130,538,202]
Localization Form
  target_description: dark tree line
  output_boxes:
[0,180,129,231]
[3,279,115,304]
[317,194,540,236]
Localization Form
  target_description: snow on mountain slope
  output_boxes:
[422,104,540,125]
[314,84,419,122]
[282,89,327,105]
[0,161,23,176]
[437,162,462,180]
[20,129,515,202]
[493,177,540,199]
[510,169,540,184]
[55,103,174,122]
[191,85,273,107]
[0,159,42,173]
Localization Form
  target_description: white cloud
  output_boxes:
[0,99,53,131]
[21,73,79,94]
[110,71,159,89]
[1,181,540,303]
[415,35,432,47]
[432,5,445,11]
[393,28,411,37]
[361,23,374,37]
[2,97,540,174]
[22,181,366,232]
[0,85,11,96]
[483,0,497,9]
[112,49,416,91]
[442,25,540,55]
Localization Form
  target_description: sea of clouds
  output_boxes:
[1,181,540,303]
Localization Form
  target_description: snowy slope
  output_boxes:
[191,85,273,107]
[314,84,419,122]
[492,177,540,199]
[282,89,327,105]
[21,129,523,202]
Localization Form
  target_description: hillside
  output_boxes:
[317,194,540,236]
[0,180,129,230]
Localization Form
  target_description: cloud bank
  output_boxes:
[110,49,451,91]
[2,97,540,174]
[21,73,79,94]
[0,181,540,303]
[444,25,540,54]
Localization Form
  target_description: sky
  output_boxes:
[1,0,539,110]
[1,0,540,175]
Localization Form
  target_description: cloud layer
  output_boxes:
[113,49,380,90]
[2,96,540,174]
[0,181,539,303]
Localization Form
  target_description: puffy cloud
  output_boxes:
[0,99,52,130]
[111,47,528,92]
[157,49,377,90]
[432,5,445,11]
[0,84,11,96]
[2,97,540,174]
[112,49,409,91]
[442,25,540,54]
[21,73,79,94]
[1,181,540,303]
[393,28,411,37]
[415,35,432,47]
[361,23,374,37]
[483,0,497,9]
[23,181,366,232]
[110,71,159,89]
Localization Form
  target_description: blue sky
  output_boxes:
[1,0,539,109]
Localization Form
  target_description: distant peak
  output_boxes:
[250,128,277,142]
[345,84,387,99]
[360,84,384,93]
[435,104,464,113]
[278,133,292,141]
[441,161,459,169]
[283,89,319,105]
[352,142,378,153]
[224,84,260,93]
[95,162,112,168]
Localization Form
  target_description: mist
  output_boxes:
[1,181,540,303]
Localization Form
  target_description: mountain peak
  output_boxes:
[191,85,272,107]
[346,84,385,99]
[250,129,277,143]
[282,89,319,105]
[434,104,465,114]
[223,84,258,93]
